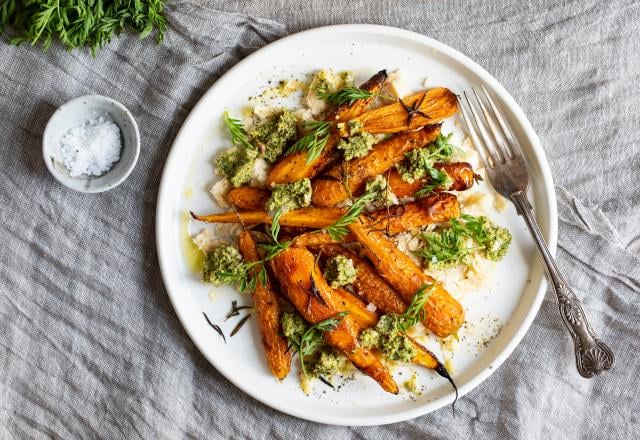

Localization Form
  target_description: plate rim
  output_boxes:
[156,23,558,426]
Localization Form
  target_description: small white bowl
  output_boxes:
[43,95,140,193]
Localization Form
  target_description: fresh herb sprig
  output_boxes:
[223,111,254,149]
[259,208,292,259]
[219,209,290,292]
[323,190,378,241]
[398,284,433,331]
[286,120,332,164]
[414,167,453,197]
[417,214,512,268]
[316,85,393,106]
[287,312,349,378]
[0,0,167,54]
[398,133,457,184]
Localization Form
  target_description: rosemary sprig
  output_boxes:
[286,120,332,164]
[225,300,254,321]
[323,190,378,241]
[230,313,252,337]
[223,111,254,149]
[203,312,226,343]
[398,284,434,331]
[288,312,349,378]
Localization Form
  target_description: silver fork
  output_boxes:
[458,86,614,378]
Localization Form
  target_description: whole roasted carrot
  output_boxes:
[238,231,291,379]
[349,87,458,134]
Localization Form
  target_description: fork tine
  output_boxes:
[472,87,513,160]
[464,91,505,164]
[457,95,493,169]
[480,85,519,158]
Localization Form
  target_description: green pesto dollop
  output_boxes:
[281,311,308,341]
[337,126,376,161]
[484,224,512,260]
[202,245,244,286]
[397,133,456,183]
[359,328,380,348]
[215,146,259,187]
[251,110,298,163]
[266,178,312,212]
[358,314,417,362]
[323,255,357,288]
[311,351,343,378]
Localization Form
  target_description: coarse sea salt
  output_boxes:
[59,116,122,177]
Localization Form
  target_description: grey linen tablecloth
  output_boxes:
[1,1,639,438]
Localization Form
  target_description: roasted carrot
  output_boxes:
[190,207,344,228]
[193,191,458,242]
[348,219,465,337]
[363,193,461,235]
[292,192,459,246]
[227,186,270,210]
[270,247,398,394]
[267,71,387,186]
[386,162,478,198]
[238,231,291,379]
[292,230,354,247]
[311,125,441,207]
[348,87,458,134]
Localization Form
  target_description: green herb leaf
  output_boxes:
[289,312,349,378]
[414,167,453,197]
[397,133,456,183]
[286,120,332,164]
[258,207,292,261]
[1,0,167,54]
[398,285,434,331]
[317,85,381,106]
[417,214,512,268]
[323,190,377,241]
[223,111,254,149]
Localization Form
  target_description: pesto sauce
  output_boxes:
[336,120,376,161]
[359,315,417,362]
[251,110,298,163]
[215,146,258,187]
[281,311,308,340]
[202,245,244,286]
[266,178,312,212]
[323,255,357,288]
[311,351,344,378]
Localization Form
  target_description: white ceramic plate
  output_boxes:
[156,25,557,426]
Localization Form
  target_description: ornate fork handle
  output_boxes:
[511,191,615,377]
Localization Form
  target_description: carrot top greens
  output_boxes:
[0,0,167,54]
